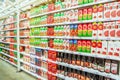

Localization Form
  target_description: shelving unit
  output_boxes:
[0,0,120,80]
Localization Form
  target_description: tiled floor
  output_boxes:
[0,59,36,80]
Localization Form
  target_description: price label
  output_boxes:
[106,56,110,59]
[107,38,110,40]
[106,74,111,78]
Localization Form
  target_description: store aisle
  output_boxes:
[0,59,36,80]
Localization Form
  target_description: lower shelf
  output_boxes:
[0,57,17,67]
[20,67,47,80]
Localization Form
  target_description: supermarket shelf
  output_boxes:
[0,28,17,32]
[20,18,28,21]
[0,21,17,26]
[45,58,120,80]
[2,36,17,38]
[30,18,120,28]
[0,57,17,67]
[29,45,120,61]
[30,0,115,18]
[29,36,120,40]
[0,46,18,52]
[20,44,120,61]
[20,59,65,79]
[19,27,29,30]
[20,67,47,80]
[20,52,41,59]
[0,41,17,45]
[0,52,17,60]
[20,59,41,69]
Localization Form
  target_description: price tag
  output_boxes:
[106,74,111,78]
[106,56,110,59]
[107,38,110,40]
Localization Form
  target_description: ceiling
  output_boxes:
[0,0,15,10]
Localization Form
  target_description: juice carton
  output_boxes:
[102,40,108,55]
[114,41,120,57]
[70,10,75,22]
[83,8,88,20]
[63,39,66,50]
[70,24,74,36]
[117,2,120,18]
[103,22,109,38]
[91,40,97,54]
[74,24,78,36]
[108,41,114,56]
[78,0,84,5]
[74,9,78,21]
[110,21,116,37]
[98,22,103,38]
[82,24,88,37]
[93,5,98,20]
[98,4,104,20]
[78,9,83,21]
[104,3,110,19]
[84,0,88,4]
[73,40,77,51]
[69,40,73,51]
[77,40,82,52]
[97,40,102,54]
[92,22,98,38]
[89,0,93,3]
[82,40,87,52]
[105,60,111,73]
[110,2,117,19]
[87,23,92,37]
[88,8,93,20]
[116,21,120,37]
[78,24,83,37]
[86,40,91,53]
[65,39,69,50]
